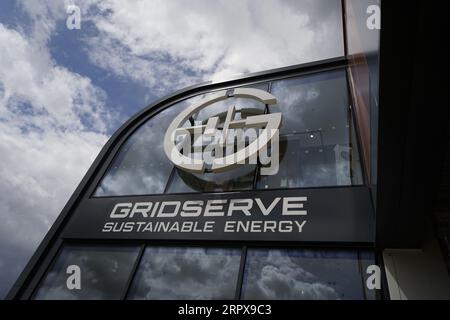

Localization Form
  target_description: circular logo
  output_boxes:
[164,87,281,173]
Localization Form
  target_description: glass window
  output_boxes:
[94,96,202,197]
[269,70,350,136]
[195,96,266,123]
[257,131,362,189]
[94,83,269,197]
[241,248,373,300]
[127,247,241,300]
[94,67,364,195]
[257,69,363,189]
[33,245,140,300]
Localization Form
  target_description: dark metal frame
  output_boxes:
[7,55,387,300]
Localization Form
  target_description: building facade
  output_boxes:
[7,1,450,300]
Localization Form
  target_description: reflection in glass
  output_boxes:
[270,69,350,136]
[127,247,241,300]
[196,97,266,123]
[257,132,362,189]
[33,245,140,300]
[257,69,363,189]
[94,83,269,197]
[94,96,202,197]
[195,82,268,122]
[241,249,373,300]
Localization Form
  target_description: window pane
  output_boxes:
[127,247,241,299]
[257,69,363,189]
[241,248,373,300]
[270,69,350,136]
[195,82,268,122]
[94,83,268,197]
[196,97,266,123]
[257,132,362,189]
[94,96,201,197]
[33,245,140,300]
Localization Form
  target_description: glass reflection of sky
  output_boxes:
[94,69,364,196]
[33,245,140,300]
[196,97,266,123]
[33,245,376,300]
[257,69,363,189]
[94,96,203,196]
[242,249,372,300]
[269,69,349,137]
[127,247,241,300]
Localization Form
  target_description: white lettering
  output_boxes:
[157,201,181,218]
[110,203,132,218]
[204,199,226,216]
[282,197,307,215]
[255,197,280,215]
[129,202,152,218]
[227,199,253,216]
[66,265,81,290]
[180,201,203,217]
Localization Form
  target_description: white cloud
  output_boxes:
[83,0,343,92]
[0,20,108,298]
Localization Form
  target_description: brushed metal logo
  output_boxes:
[164,88,281,175]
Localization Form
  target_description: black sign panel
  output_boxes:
[63,187,374,243]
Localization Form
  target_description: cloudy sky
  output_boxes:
[0,0,344,298]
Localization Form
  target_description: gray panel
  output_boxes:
[63,187,375,243]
